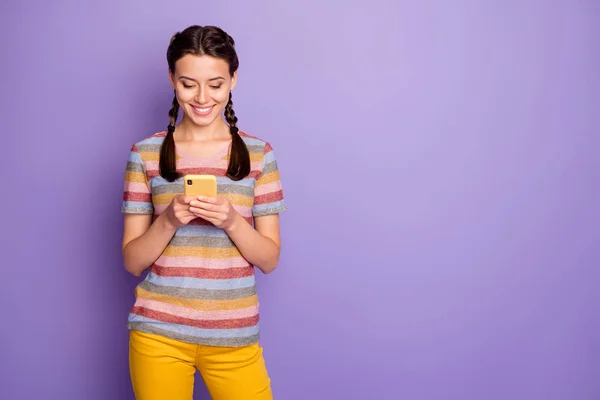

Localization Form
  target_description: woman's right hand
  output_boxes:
[164,195,197,229]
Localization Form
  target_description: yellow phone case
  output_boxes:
[183,174,217,197]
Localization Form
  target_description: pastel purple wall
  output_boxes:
[2,1,598,399]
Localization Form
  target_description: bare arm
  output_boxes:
[189,197,282,274]
[121,213,177,276]
[225,213,281,274]
[122,195,196,276]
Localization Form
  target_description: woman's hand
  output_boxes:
[165,195,198,229]
[189,196,240,231]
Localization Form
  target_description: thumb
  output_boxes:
[181,195,195,204]
[173,194,190,205]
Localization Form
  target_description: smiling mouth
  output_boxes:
[191,105,215,115]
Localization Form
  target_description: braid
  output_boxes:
[224,92,238,128]
[225,92,250,180]
[159,93,180,182]
[168,94,180,128]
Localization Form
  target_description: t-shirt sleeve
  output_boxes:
[121,144,154,215]
[252,142,287,217]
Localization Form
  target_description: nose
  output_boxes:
[195,86,207,104]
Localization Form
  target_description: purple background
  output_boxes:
[1,1,598,399]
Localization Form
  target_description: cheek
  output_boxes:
[212,89,231,104]
[176,90,196,103]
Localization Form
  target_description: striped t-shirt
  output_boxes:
[121,130,286,347]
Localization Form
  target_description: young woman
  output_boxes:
[121,25,286,400]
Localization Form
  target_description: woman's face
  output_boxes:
[170,54,237,128]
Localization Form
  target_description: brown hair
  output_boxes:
[160,25,250,182]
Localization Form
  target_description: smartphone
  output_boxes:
[183,174,217,198]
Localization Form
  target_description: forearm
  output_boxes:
[123,213,178,276]
[225,213,280,274]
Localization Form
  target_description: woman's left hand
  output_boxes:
[189,196,239,231]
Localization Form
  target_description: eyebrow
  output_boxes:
[178,75,225,82]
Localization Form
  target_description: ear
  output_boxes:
[169,69,176,89]
[230,71,238,91]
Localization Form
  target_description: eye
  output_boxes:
[210,85,222,89]
[182,83,194,89]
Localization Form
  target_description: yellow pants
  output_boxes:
[129,330,273,400]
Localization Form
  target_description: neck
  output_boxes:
[175,116,230,142]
